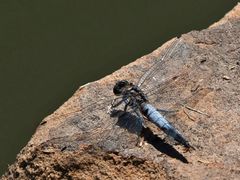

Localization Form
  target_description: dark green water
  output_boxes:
[0,0,238,175]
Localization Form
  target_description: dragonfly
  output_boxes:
[108,38,192,149]
[50,37,210,152]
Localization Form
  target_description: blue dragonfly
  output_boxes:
[109,38,193,149]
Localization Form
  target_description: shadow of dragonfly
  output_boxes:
[111,109,188,163]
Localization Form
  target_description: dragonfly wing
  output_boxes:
[137,37,186,90]
[137,37,212,107]
[49,94,142,151]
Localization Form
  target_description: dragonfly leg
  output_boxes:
[107,98,125,114]
[137,134,145,147]
[133,109,146,128]
[124,100,131,112]
[133,108,146,147]
[111,98,124,108]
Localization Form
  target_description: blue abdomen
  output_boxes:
[141,103,190,148]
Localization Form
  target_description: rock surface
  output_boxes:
[2,3,240,180]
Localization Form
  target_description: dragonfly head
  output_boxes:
[113,80,132,96]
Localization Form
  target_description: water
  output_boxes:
[0,0,238,175]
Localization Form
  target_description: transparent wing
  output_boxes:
[146,63,213,108]
[137,37,184,90]
[137,37,212,103]
[136,37,213,139]
[48,85,142,151]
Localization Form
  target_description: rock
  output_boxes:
[2,3,240,180]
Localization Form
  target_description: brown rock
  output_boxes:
[2,3,240,180]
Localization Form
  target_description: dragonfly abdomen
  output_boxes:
[141,103,190,148]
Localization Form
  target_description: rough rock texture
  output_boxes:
[2,3,240,180]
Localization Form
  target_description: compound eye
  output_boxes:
[113,87,121,95]
[113,80,129,95]
[119,80,128,87]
